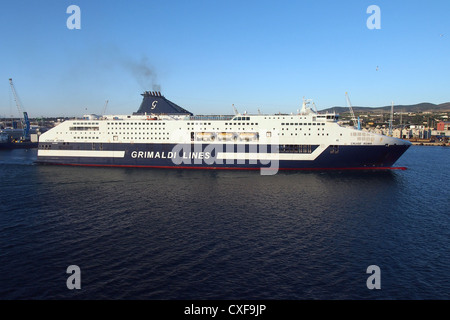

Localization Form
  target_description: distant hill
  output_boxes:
[320,102,450,114]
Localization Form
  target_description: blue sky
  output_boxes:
[0,0,449,117]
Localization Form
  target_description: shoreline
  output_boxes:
[410,141,448,146]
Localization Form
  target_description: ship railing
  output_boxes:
[189,115,235,121]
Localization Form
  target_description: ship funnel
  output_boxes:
[135,91,193,115]
[145,91,163,97]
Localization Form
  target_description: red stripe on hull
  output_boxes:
[45,163,407,171]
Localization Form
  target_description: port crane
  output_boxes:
[345,92,360,130]
[8,78,31,140]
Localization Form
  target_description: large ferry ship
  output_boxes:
[37,91,411,172]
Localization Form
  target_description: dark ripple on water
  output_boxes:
[0,147,449,299]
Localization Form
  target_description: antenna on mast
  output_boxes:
[345,92,360,130]
[102,100,109,115]
[300,97,315,114]
[232,104,239,115]
[400,109,403,139]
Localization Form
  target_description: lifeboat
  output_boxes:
[195,132,216,141]
[217,132,234,141]
[239,132,258,141]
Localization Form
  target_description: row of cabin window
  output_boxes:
[278,133,343,136]
[74,136,99,139]
[108,127,166,130]
[73,136,169,140]
[69,132,99,134]
[279,145,314,153]
[264,117,312,120]
[106,122,263,126]
[69,127,100,131]
[278,133,329,136]
[281,127,324,131]
[281,123,325,126]
[106,122,166,125]
[225,122,258,126]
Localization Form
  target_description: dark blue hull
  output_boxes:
[37,142,410,170]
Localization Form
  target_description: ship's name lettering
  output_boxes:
[131,150,211,160]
